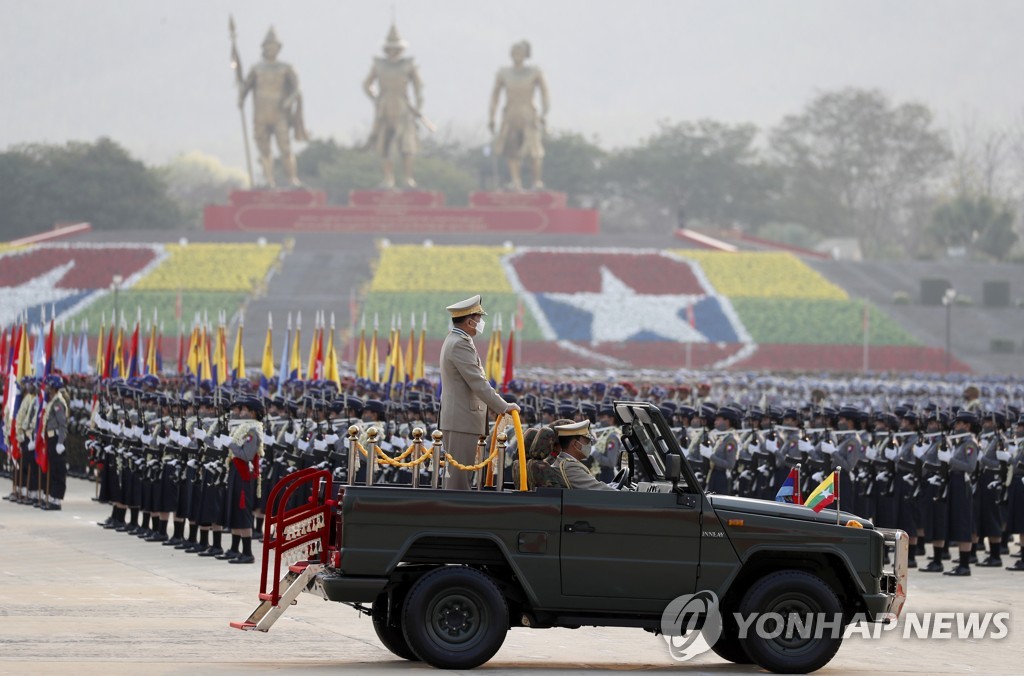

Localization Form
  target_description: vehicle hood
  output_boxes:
[707,494,874,528]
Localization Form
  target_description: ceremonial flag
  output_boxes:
[200,323,214,384]
[404,314,415,382]
[0,327,6,375]
[775,465,802,504]
[805,470,838,513]
[277,313,291,393]
[392,325,405,388]
[217,320,229,385]
[324,314,340,388]
[33,317,55,474]
[306,311,320,381]
[1,324,23,458]
[414,312,425,380]
[96,322,106,377]
[231,316,246,380]
[368,314,380,383]
[155,322,163,373]
[126,318,141,379]
[355,325,367,380]
[185,319,200,377]
[502,315,515,393]
[259,313,274,395]
[289,312,303,381]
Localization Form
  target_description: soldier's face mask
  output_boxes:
[473,318,486,333]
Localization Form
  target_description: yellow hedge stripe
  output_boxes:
[370,245,513,293]
[135,243,281,292]
[674,250,848,300]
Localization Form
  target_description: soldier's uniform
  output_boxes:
[42,375,70,509]
[550,420,615,491]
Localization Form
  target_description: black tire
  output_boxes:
[737,570,844,674]
[371,592,419,661]
[401,566,508,669]
[709,609,753,665]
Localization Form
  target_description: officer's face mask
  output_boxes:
[576,437,593,456]
[474,318,486,333]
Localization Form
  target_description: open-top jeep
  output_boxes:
[232,401,907,673]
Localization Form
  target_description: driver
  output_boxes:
[551,420,616,490]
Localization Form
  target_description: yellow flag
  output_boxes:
[324,326,340,387]
[355,329,367,379]
[95,323,106,377]
[231,323,246,379]
[404,325,414,382]
[414,327,425,380]
[260,326,274,381]
[289,325,303,381]
[393,328,405,384]
[368,329,379,383]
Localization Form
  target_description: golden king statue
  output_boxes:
[363,23,425,189]
[237,27,308,188]
[488,40,550,191]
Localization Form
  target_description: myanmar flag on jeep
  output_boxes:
[805,470,838,512]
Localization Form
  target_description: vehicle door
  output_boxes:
[559,488,701,601]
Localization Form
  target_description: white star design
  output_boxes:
[0,261,79,328]
[545,266,706,345]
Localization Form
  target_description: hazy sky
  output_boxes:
[3,0,1023,171]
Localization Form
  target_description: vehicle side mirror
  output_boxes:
[666,454,682,487]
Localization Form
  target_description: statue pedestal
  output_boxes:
[229,189,327,207]
[205,188,598,234]
[469,191,568,209]
[349,190,446,208]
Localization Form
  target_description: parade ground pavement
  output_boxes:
[1,476,1021,675]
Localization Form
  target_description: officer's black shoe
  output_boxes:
[175,540,196,550]
[940,550,951,561]
[115,524,132,533]
[198,546,223,557]
[1006,560,1024,571]
[2,493,15,501]
[136,529,154,539]
[162,537,183,547]
[97,518,114,528]
[943,565,971,576]
[1012,550,1022,558]
[920,561,944,573]
[183,542,206,554]
[145,533,168,543]
[907,559,917,569]
[976,556,1003,567]
[968,554,979,565]
[229,554,256,564]
[215,550,240,560]
[1001,543,1010,556]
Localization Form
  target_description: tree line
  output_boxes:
[1,87,1020,261]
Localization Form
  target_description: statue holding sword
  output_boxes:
[363,23,431,189]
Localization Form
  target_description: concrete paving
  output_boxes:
[0,476,1021,675]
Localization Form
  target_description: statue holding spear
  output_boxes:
[232,18,308,189]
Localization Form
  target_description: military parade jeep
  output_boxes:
[232,401,908,673]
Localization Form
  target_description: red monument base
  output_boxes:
[204,189,598,234]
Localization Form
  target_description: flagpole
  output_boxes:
[835,469,841,525]
[229,15,255,188]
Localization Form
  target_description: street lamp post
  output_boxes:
[943,288,957,373]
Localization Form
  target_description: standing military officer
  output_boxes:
[41,375,70,510]
[439,295,519,490]
[707,406,740,495]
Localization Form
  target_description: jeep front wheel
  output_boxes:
[737,569,843,674]
[401,566,508,669]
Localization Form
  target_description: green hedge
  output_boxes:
[70,291,247,336]
[730,298,919,346]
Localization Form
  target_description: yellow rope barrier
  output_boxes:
[443,445,499,472]
[352,439,434,468]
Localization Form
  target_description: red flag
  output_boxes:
[501,327,515,393]
[6,325,24,461]
[103,325,115,378]
[127,322,140,378]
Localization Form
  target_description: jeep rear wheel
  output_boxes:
[372,592,419,661]
[401,566,508,669]
[737,570,843,674]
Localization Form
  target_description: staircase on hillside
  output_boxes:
[239,244,374,365]
[810,259,1024,375]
